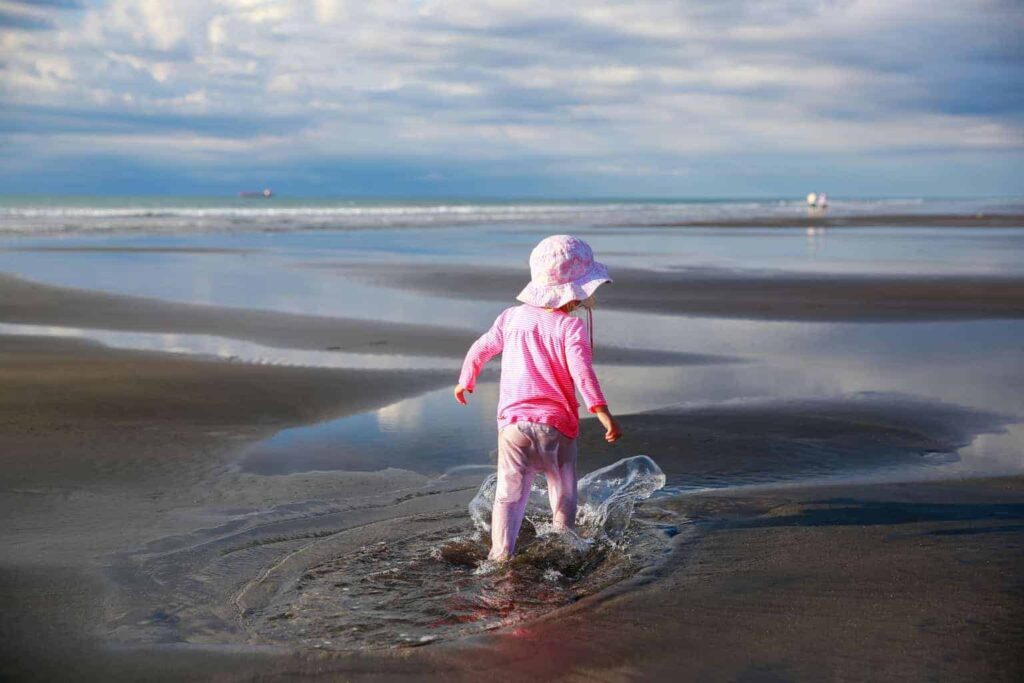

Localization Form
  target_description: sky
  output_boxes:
[0,0,1022,198]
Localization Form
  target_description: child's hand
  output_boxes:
[594,406,623,443]
[454,384,471,405]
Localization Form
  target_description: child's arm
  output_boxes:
[454,311,506,404]
[565,317,622,442]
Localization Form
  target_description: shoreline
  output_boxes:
[0,212,1022,242]
[0,334,452,496]
[635,212,1024,229]
[0,273,723,367]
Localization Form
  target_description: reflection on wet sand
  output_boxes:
[0,274,727,366]
[577,394,1017,488]
[322,262,1024,321]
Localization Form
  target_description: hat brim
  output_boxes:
[516,261,612,308]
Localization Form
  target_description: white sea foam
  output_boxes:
[1,197,1014,237]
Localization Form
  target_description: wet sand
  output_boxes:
[427,476,1024,682]
[640,212,1024,229]
[0,335,455,678]
[6,471,1022,681]
[1,333,1021,681]
[0,334,451,492]
[574,397,1013,486]
[0,246,257,254]
[0,273,723,366]
[327,263,1024,321]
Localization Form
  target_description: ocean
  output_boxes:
[1,195,1022,236]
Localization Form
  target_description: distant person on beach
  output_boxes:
[454,235,622,561]
[807,191,829,214]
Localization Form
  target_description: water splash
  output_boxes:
[577,456,667,538]
[239,456,672,650]
[469,455,666,540]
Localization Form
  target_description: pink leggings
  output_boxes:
[490,421,578,560]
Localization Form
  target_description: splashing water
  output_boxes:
[470,455,666,539]
[578,456,668,538]
[240,456,671,650]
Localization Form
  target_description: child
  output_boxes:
[454,235,622,561]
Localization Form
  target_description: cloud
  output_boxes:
[0,0,82,32]
[0,9,54,30]
[0,0,1021,195]
[0,103,310,137]
[7,1,83,7]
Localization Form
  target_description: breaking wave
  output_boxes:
[0,197,984,236]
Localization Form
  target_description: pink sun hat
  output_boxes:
[516,234,612,309]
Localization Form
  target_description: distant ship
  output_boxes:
[238,188,273,198]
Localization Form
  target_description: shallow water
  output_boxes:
[238,456,670,649]
[231,312,1023,480]
[1,222,1023,493]
[240,386,499,476]
[99,457,675,651]
[4,220,1024,332]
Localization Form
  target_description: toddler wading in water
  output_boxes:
[454,235,622,561]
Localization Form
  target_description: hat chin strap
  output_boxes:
[571,296,595,351]
[587,305,594,351]
[560,299,595,351]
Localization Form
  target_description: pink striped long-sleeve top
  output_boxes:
[458,304,607,439]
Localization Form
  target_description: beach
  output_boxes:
[1,198,1023,681]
